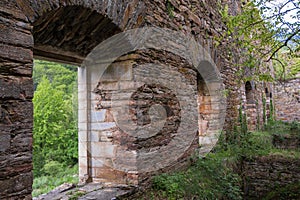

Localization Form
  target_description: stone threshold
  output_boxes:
[33,182,137,200]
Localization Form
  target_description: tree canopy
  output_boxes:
[33,60,78,177]
[221,0,300,81]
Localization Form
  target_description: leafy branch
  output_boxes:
[220,0,300,81]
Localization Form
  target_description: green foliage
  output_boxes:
[256,101,260,130]
[275,56,300,80]
[264,181,300,200]
[269,99,274,122]
[33,60,78,177]
[220,0,299,82]
[43,160,65,176]
[152,173,185,199]
[68,190,87,200]
[238,104,248,134]
[230,120,300,159]
[136,120,300,200]
[152,155,243,200]
[32,164,78,197]
[262,96,267,127]
[166,0,174,18]
[224,119,300,159]
[33,60,77,94]
[221,130,273,159]
[265,120,300,136]
[289,58,300,78]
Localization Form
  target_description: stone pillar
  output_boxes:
[78,59,138,184]
[88,61,134,184]
[78,66,91,183]
[0,3,34,199]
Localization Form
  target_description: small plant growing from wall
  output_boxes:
[256,101,260,130]
[262,96,267,129]
[269,98,275,122]
[166,0,174,18]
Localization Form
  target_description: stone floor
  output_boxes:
[33,183,136,200]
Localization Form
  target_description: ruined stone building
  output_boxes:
[0,0,299,199]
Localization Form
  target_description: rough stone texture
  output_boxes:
[0,1,34,199]
[148,0,242,132]
[274,78,300,122]
[76,0,237,188]
[236,77,276,131]
[89,50,201,184]
[33,182,136,200]
[242,156,300,199]
[0,0,272,199]
[0,0,143,198]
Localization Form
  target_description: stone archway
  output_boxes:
[245,81,255,104]
[0,0,143,198]
[244,81,258,130]
[0,0,235,199]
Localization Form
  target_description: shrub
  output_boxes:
[152,154,243,200]
[32,164,78,197]
[43,160,65,176]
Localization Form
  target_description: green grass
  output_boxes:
[265,120,300,136]
[32,164,79,197]
[148,151,244,200]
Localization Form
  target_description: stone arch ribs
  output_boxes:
[14,0,145,64]
[197,61,226,155]
[32,6,121,65]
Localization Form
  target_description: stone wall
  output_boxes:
[143,0,243,132]
[274,78,300,122]
[0,1,34,199]
[0,0,246,199]
[88,50,200,184]
[242,156,300,199]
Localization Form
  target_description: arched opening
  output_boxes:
[32,60,78,196]
[265,87,273,98]
[196,60,225,155]
[265,87,269,96]
[1,0,149,198]
[197,73,210,138]
[245,81,255,105]
[31,5,122,194]
[245,81,258,130]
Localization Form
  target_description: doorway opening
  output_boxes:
[30,4,122,195]
[32,60,78,197]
